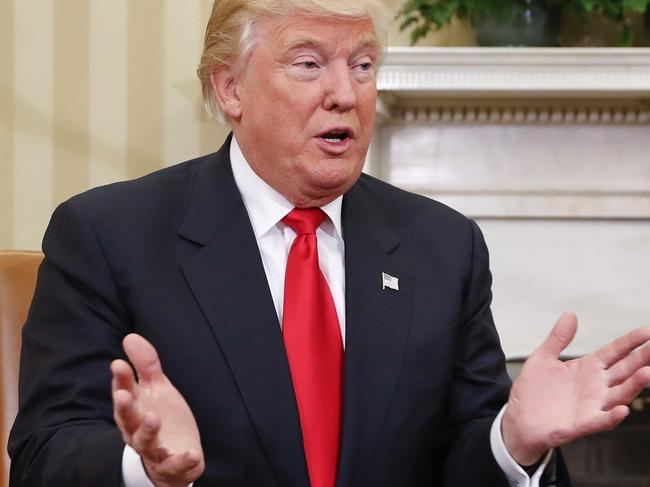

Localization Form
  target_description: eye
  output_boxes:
[295,60,319,69]
[353,59,376,80]
[353,57,375,74]
[286,56,322,81]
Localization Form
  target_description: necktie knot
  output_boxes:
[282,208,327,235]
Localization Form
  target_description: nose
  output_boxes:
[322,61,356,112]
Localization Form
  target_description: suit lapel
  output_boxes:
[179,140,309,487]
[336,180,414,487]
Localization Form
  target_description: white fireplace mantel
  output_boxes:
[370,47,650,220]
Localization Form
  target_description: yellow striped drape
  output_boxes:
[0,0,230,250]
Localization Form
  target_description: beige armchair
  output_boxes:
[0,251,43,486]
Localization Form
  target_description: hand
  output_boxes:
[502,312,650,466]
[111,334,205,487]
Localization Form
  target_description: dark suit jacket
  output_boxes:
[8,137,569,486]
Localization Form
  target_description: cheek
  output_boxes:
[266,93,318,130]
[359,93,377,123]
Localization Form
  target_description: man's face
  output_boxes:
[226,14,379,207]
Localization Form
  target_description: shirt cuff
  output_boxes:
[122,445,156,487]
[490,405,554,487]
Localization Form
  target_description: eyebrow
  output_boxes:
[357,32,381,53]
[282,37,322,52]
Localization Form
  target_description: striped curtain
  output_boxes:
[0,0,231,250]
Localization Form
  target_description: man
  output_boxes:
[8,0,650,486]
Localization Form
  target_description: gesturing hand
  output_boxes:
[502,312,650,466]
[111,334,205,487]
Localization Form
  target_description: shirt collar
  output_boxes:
[229,135,343,240]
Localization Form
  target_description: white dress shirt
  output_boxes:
[123,136,549,487]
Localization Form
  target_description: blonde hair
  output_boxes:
[197,0,388,123]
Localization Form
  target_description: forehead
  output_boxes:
[259,14,379,54]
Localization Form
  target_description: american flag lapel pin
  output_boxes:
[382,272,399,291]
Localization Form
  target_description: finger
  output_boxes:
[574,406,630,441]
[606,342,650,386]
[122,333,165,384]
[111,359,137,395]
[154,449,203,482]
[132,412,168,463]
[595,405,630,432]
[596,327,650,369]
[113,389,142,437]
[537,312,578,358]
[605,366,650,410]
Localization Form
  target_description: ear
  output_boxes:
[210,66,242,120]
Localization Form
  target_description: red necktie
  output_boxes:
[282,208,343,487]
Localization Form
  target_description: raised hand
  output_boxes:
[111,334,205,487]
[502,312,650,466]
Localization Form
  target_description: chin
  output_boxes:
[312,168,359,193]
[316,158,363,183]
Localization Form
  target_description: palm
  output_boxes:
[132,373,201,459]
[503,313,650,465]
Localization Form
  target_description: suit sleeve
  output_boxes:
[440,220,571,487]
[439,219,514,486]
[8,200,130,486]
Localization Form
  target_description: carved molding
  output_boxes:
[377,47,650,126]
[394,100,650,125]
[378,47,650,97]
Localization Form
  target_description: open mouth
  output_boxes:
[319,129,351,143]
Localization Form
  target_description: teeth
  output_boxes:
[321,132,348,142]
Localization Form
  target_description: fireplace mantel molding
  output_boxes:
[376,47,650,125]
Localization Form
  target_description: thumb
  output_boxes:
[538,312,578,359]
[123,333,165,384]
